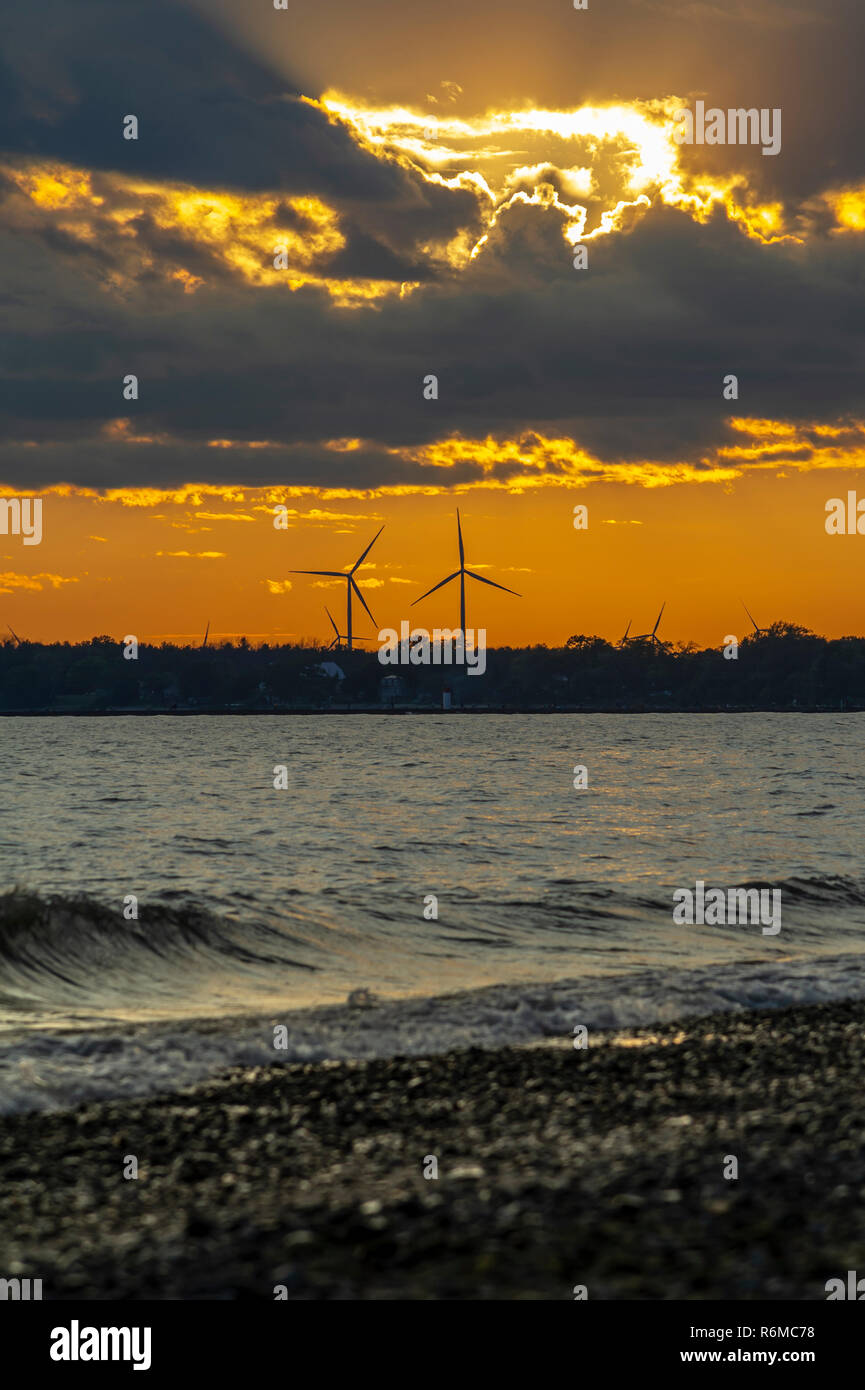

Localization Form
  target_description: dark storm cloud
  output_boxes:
[316,228,433,284]
[1,0,864,491]
[1,188,864,490]
[0,0,480,264]
[625,0,865,206]
[0,436,495,492]
[0,0,387,198]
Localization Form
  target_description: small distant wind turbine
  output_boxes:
[635,602,668,650]
[292,527,384,651]
[742,601,769,638]
[619,618,632,647]
[324,606,375,652]
[412,508,520,635]
[324,606,343,651]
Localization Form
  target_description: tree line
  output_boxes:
[0,623,863,710]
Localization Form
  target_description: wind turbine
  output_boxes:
[323,607,374,652]
[324,606,343,651]
[324,606,375,652]
[619,619,632,647]
[634,602,669,650]
[411,508,520,635]
[742,601,769,638]
[291,526,384,651]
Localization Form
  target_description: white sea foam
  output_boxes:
[3,951,865,1114]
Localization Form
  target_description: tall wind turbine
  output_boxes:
[292,526,384,651]
[412,508,520,635]
[742,601,769,638]
[634,602,668,650]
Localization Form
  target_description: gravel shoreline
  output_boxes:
[3,999,864,1300]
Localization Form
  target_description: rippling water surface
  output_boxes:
[1,713,864,1041]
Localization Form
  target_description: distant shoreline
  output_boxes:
[0,704,861,716]
[3,629,861,713]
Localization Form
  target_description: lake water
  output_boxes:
[2,713,865,1110]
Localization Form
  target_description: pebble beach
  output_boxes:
[3,999,863,1300]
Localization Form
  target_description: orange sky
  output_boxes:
[4,455,865,648]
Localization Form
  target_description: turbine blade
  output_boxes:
[464,569,520,596]
[742,601,759,633]
[456,508,465,567]
[653,602,666,635]
[411,571,460,605]
[290,569,345,578]
[325,606,340,638]
[351,576,376,625]
[351,524,385,573]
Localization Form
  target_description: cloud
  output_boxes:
[1,0,864,497]
[0,0,485,289]
[0,571,79,592]
[2,190,863,493]
[193,511,256,522]
[0,2,411,198]
[155,550,226,558]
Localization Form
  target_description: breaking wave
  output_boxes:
[4,934,865,1114]
[0,889,318,1020]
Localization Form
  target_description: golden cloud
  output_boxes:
[155,549,227,558]
[0,572,79,593]
[10,416,865,510]
[318,92,807,254]
[1,161,414,306]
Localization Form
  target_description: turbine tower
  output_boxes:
[742,601,769,638]
[292,526,384,651]
[412,508,520,636]
[634,602,668,650]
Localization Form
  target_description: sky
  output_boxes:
[1,0,864,647]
